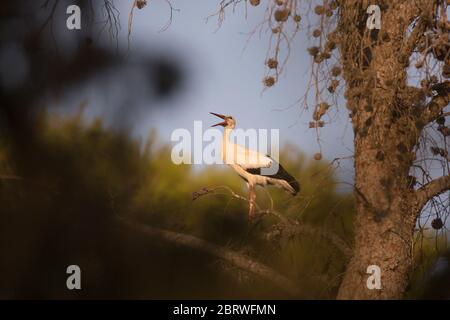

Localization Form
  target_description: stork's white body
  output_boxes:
[221,128,298,195]
[211,112,300,222]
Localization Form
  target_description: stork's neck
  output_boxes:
[222,127,233,162]
[223,127,233,144]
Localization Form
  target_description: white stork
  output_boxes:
[210,112,300,222]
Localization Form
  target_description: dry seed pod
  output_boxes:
[433,43,450,61]
[267,58,278,69]
[263,76,276,87]
[249,0,260,6]
[325,9,333,17]
[431,147,449,158]
[432,218,444,230]
[314,153,322,161]
[307,46,319,57]
[443,65,450,78]
[312,29,322,38]
[274,9,290,22]
[272,27,281,34]
[438,126,450,137]
[314,55,324,64]
[325,40,336,51]
[431,146,440,155]
[331,66,342,77]
[321,51,331,60]
[436,117,445,126]
[293,14,301,22]
[275,0,284,5]
[407,175,417,187]
[313,102,330,120]
[136,0,147,9]
[328,79,339,93]
[314,5,325,15]
[420,79,429,89]
[319,102,330,113]
[309,121,325,128]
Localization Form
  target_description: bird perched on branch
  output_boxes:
[210,112,300,222]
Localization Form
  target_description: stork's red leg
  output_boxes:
[248,184,256,223]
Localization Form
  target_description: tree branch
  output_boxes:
[421,81,450,124]
[415,175,450,209]
[193,186,352,257]
[116,217,301,296]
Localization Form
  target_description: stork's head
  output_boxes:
[210,112,236,129]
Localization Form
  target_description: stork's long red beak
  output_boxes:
[210,112,227,127]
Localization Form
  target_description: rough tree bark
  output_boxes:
[336,1,450,299]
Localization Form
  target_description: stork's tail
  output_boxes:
[288,178,300,196]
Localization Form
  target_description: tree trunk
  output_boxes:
[337,140,418,299]
[335,1,427,298]
[335,64,421,299]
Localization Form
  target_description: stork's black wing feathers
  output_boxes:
[244,157,300,195]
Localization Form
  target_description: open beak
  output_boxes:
[210,112,227,127]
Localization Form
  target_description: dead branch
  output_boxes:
[116,216,301,296]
